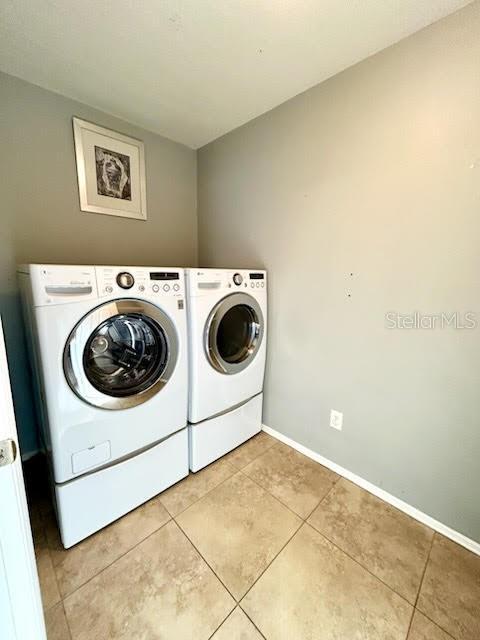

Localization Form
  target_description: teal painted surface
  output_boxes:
[0,293,40,456]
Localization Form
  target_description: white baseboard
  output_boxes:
[262,424,480,557]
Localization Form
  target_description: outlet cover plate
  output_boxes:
[330,410,343,431]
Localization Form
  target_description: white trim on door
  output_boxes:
[0,317,46,639]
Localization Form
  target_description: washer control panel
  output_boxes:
[96,267,183,297]
[24,265,98,307]
[116,271,135,289]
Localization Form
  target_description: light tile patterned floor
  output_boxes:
[28,433,480,640]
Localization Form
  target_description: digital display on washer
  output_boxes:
[249,273,265,280]
[149,272,180,281]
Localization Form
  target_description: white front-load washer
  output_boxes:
[186,268,267,471]
[18,264,188,547]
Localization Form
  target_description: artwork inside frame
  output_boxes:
[72,117,147,220]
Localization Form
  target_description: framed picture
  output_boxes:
[73,117,147,220]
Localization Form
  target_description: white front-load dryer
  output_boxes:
[18,264,188,547]
[186,268,267,471]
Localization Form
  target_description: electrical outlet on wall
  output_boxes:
[330,409,343,431]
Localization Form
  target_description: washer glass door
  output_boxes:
[64,299,178,409]
[84,314,167,397]
[206,293,264,374]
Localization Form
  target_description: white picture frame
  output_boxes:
[73,117,147,220]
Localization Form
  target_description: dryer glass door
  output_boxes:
[205,293,264,375]
[64,299,178,409]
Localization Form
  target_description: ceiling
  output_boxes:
[0,1,471,148]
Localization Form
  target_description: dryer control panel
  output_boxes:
[187,268,267,296]
[96,267,184,298]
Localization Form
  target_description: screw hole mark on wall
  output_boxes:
[347,272,354,297]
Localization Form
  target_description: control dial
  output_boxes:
[233,273,243,286]
[116,272,134,289]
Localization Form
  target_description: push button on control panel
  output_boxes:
[173,284,180,292]
[152,284,160,293]
[163,284,170,292]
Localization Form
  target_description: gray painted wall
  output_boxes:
[198,4,480,542]
[0,72,197,455]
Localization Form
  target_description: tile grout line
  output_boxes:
[165,435,282,520]
[238,605,268,639]
[205,605,267,640]
[302,472,343,522]
[414,532,435,608]
[45,511,238,638]
[225,435,279,471]
[239,437,343,524]
[404,606,416,640]
[171,438,308,627]
[60,600,74,640]
[414,608,458,640]
[57,515,174,605]
[263,426,480,558]
[304,521,415,610]
[405,529,436,640]
[173,516,238,602]
[238,468,306,522]
[37,434,276,615]
[174,469,305,611]
[234,441,341,522]
[172,440,307,610]
[234,442,279,473]
[239,442,341,523]
[255,453,441,613]
[166,433,278,518]
[37,435,448,638]
[161,460,238,518]
[412,532,459,640]
[37,443,381,592]
[302,473,455,634]
[238,518,304,605]
[67,438,406,612]
[43,443,442,638]
[206,607,237,640]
